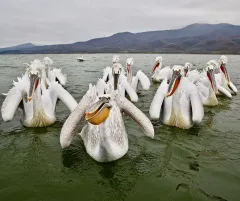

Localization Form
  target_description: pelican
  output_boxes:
[102,55,125,83]
[151,56,172,82]
[206,60,219,70]
[183,62,200,77]
[150,65,204,129]
[182,62,208,84]
[194,65,219,106]
[184,59,232,99]
[43,57,67,86]
[215,55,237,96]
[126,58,150,92]
[60,65,154,163]
[1,59,77,127]
[102,63,138,102]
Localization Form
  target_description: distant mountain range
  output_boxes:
[0,23,240,54]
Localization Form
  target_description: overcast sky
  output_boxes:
[0,0,239,47]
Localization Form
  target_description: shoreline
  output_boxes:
[0,52,239,55]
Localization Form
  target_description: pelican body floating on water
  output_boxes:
[126,58,150,92]
[194,65,219,106]
[60,64,154,162]
[1,60,77,127]
[215,55,238,97]
[150,65,204,129]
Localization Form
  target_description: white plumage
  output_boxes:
[194,65,219,106]
[1,59,77,127]
[112,55,120,64]
[126,58,151,91]
[43,57,67,86]
[150,65,204,129]
[102,63,138,102]
[60,83,154,162]
[214,55,238,97]
[151,56,172,82]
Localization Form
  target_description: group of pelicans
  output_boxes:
[1,55,238,162]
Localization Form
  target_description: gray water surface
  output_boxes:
[0,54,239,201]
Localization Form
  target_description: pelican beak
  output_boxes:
[207,69,218,93]
[220,64,237,94]
[152,61,160,73]
[113,73,120,90]
[220,64,231,85]
[85,97,112,125]
[166,70,181,97]
[127,64,131,73]
[184,68,188,77]
[28,74,39,102]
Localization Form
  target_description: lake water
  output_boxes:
[0,54,239,201]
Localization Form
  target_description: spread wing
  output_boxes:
[1,86,22,121]
[49,82,78,112]
[116,94,154,138]
[60,84,97,148]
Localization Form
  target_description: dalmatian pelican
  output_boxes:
[194,65,219,106]
[126,58,150,92]
[102,62,138,102]
[151,56,172,82]
[60,64,154,162]
[43,57,67,86]
[215,55,237,96]
[1,59,77,127]
[149,65,204,129]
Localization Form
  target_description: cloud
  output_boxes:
[0,0,239,47]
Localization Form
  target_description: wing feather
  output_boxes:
[60,84,97,148]
[116,94,154,138]
[135,70,151,90]
[149,81,168,119]
[1,87,22,121]
[49,82,77,112]
[51,68,67,86]
[120,79,138,102]
[189,84,204,123]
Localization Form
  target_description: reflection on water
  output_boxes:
[0,54,240,201]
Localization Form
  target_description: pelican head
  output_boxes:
[126,58,134,75]
[152,56,162,73]
[26,60,45,102]
[207,60,219,68]
[219,55,228,65]
[112,63,122,90]
[166,65,183,97]
[85,95,112,125]
[219,55,231,87]
[206,65,218,93]
[183,62,193,76]
[112,55,120,64]
[43,57,53,66]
